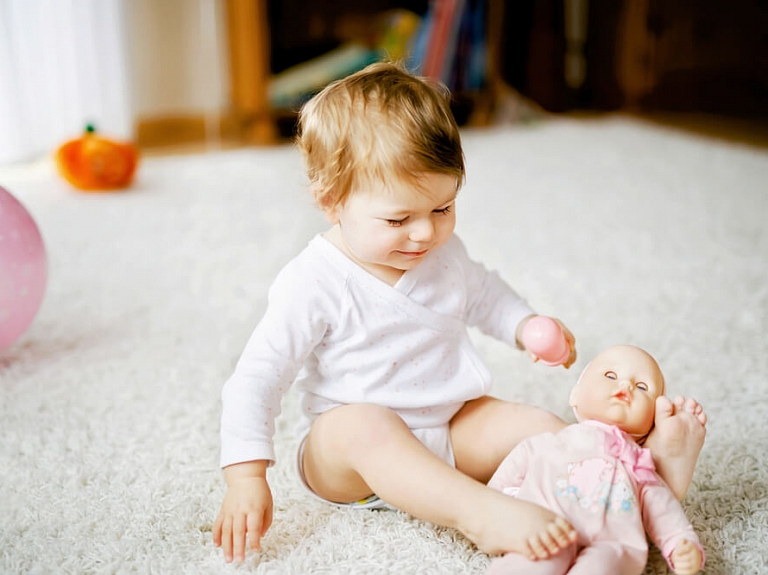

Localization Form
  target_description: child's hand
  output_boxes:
[670,539,703,575]
[550,318,576,368]
[516,315,577,369]
[213,461,273,563]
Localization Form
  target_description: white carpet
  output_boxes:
[1,117,766,574]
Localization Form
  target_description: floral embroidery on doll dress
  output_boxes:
[555,457,638,514]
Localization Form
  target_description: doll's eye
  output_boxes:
[605,371,617,379]
[636,382,649,391]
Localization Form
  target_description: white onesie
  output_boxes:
[220,233,534,468]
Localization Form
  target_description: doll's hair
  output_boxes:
[296,61,465,210]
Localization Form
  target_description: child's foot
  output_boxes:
[645,396,707,500]
[462,490,577,560]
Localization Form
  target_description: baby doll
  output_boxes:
[487,345,705,575]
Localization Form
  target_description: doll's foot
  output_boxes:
[645,396,707,500]
[487,547,573,575]
[463,491,577,560]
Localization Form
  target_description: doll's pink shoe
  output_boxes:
[522,316,570,366]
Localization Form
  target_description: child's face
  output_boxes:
[326,172,457,279]
[569,345,665,436]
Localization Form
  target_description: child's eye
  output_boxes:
[433,205,453,215]
[636,382,649,391]
[605,371,617,380]
[385,218,407,227]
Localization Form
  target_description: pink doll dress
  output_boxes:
[487,420,704,575]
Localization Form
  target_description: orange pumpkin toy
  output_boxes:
[56,124,139,191]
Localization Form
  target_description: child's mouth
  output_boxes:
[398,250,428,258]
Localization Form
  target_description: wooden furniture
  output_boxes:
[225,0,277,144]
[223,0,510,144]
[140,1,766,149]
[614,0,768,116]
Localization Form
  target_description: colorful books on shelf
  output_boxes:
[408,0,487,92]
[268,44,379,110]
[266,3,488,110]
[268,9,422,110]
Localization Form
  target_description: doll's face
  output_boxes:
[569,345,665,437]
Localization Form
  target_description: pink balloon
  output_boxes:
[0,185,47,350]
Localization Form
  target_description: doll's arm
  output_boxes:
[669,540,704,575]
[641,481,705,573]
[487,436,538,494]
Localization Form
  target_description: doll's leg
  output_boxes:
[644,396,707,500]
[566,540,646,575]
[486,547,575,575]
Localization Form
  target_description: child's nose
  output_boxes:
[409,218,434,242]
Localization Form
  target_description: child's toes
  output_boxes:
[526,535,552,560]
[550,517,577,546]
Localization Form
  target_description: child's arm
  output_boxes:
[220,257,331,467]
[216,254,333,561]
[213,460,273,564]
[448,236,577,367]
[448,235,535,342]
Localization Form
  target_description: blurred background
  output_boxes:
[1,0,767,165]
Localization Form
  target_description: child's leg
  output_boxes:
[644,396,707,500]
[301,403,576,559]
[448,396,567,483]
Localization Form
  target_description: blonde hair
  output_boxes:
[296,61,465,210]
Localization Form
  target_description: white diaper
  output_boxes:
[295,423,456,510]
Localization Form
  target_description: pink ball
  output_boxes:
[0,185,47,351]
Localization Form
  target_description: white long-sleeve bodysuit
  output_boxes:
[220,234,535,468]
[487,420,705,575]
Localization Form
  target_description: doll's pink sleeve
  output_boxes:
[487,435,543,493]
[641,480,705,571]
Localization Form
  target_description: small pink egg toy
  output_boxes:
[521,316,570,366]
[0,185,47,351]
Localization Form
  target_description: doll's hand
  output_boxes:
[213,461,273,563]
[670,539,703,575]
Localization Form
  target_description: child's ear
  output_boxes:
[323,205,340,224]
[313,185,340,224]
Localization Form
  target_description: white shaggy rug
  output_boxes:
[1,117,767,574]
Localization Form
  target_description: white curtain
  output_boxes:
[0,0,132,165]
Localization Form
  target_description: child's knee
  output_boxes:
[315,403,406,456]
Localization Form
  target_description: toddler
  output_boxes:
[213,62,706,564]
[487,345,705,574]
